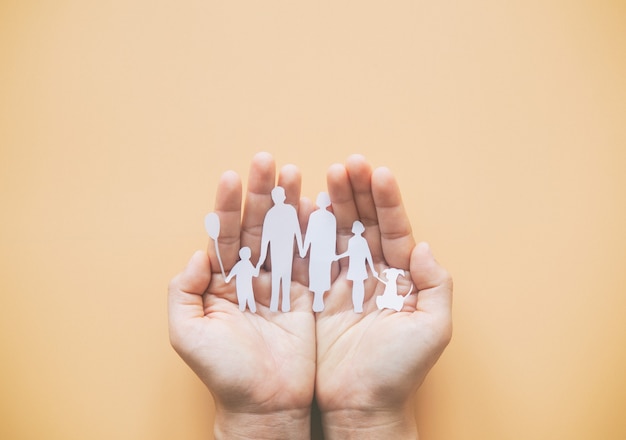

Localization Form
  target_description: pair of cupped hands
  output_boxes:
[168,153,452,440]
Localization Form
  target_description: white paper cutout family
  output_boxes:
[205,187,414,314]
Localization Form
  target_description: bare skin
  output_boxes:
[168,153,453,439]
[315,155,453,439]
[168,153,315,439]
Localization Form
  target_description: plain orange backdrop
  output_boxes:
[1,1,625,439]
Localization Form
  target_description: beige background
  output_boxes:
[1,1,625,439]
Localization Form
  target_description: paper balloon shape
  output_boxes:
[204,212,225,278]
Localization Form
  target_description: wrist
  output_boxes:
[321,404,418,440]
[214,406,311,440]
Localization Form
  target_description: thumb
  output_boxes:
[410,242,453,321]
[168,250,211,325]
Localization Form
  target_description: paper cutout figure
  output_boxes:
[224,247,259,313]
[375,268,414,312]
[257,186,304,312]
[302,192,337,312]
[335,220,378,313]
[204,212,226,278]
[206,184,400,315]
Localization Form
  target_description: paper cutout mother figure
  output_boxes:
[224,246,259,313]
[335,220,378,313]
[302,192,337,312]
[257,186,304,312]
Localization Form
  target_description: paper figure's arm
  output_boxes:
[334,249,350,261]
[295,223,305,258]
[257,230,269,269]
[301,229,312,259]
[365,248,378,279]
[224,264,238,283]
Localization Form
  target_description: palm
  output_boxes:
[189,269,315,411]
[316,271,437,410]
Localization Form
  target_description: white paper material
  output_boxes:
[335,221,378,313]
[206,186,414,313]
[256,187,304,312]
[375,268,414,312]
[302,192,336,312]
[204,212,225,278]
[224,247,259,313]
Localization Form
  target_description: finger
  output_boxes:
[207,171,242,274]
[241,152,276,263]
[372,166,415,270]
[168,250,211,329]
[410,242,453,327]
[345,154,384,262]
[327,163,358,270]
[277,163,302,208]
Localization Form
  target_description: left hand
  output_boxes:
[314,155,453,439]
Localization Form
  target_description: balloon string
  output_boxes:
[215,237,226,278]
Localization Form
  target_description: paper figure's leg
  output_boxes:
[281,275,291,312]
[237,293,246,312]
[270,271,280,312]
[312,290,325,312]
[393,295,404,312]
[352,281,364,313]
[248,296,257,313]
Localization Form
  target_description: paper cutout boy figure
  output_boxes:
[224,246,259,313]
[335,220,378,313]
[302,192,337,312]
[257,186,304,312]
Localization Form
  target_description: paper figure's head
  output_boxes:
[383,267,405,281]
[271,186,286,204]
[316,192,331,209]
[239,246,251,259]
[352,220,365,235]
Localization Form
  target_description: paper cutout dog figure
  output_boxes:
[224,246,259,313]
[375,268,414,312]
[302,192,337,312]
[257,186,304,312]
[335,220,378,313]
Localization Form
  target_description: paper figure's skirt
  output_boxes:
[309,259,331,292]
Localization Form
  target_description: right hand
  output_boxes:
[168,153,316,439]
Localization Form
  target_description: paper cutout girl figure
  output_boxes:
[302,192,337,312]
[335,220,378,313]
[375,268,414,312]
[224,246,259,313]
[257,186,304,312]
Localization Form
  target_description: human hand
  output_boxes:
[314,155,453,439]
[168,153,316,439]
